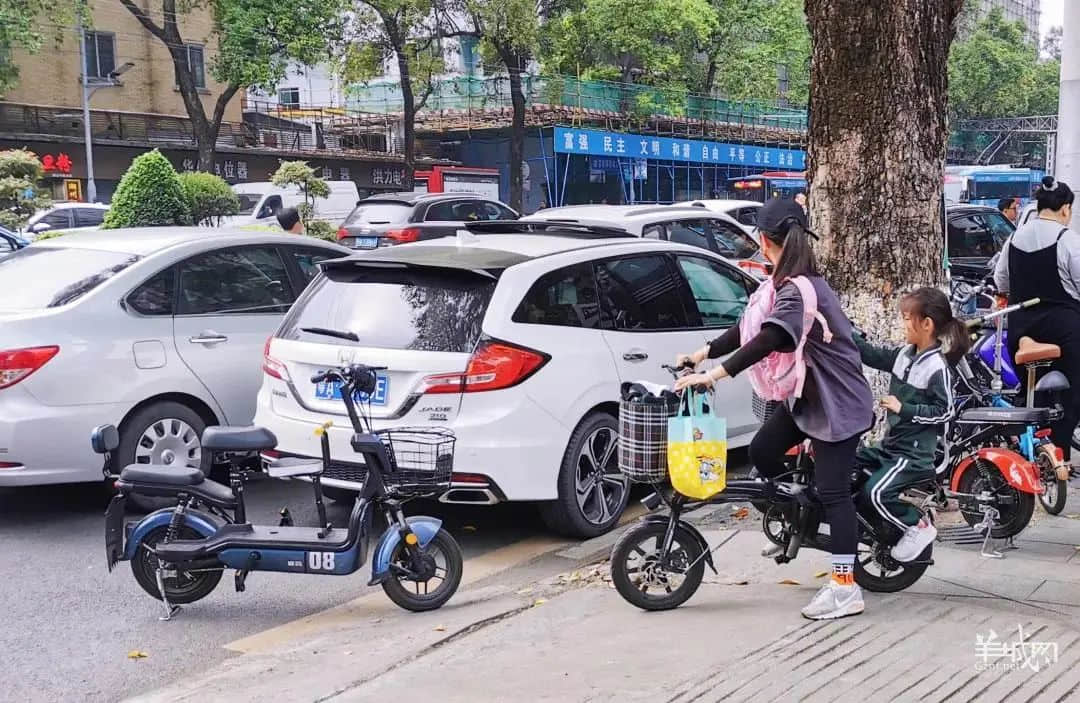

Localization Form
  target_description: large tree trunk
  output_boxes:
[394,39,417,171]
[805,0,963,330]
[504,51,527,212]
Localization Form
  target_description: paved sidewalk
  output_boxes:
[132,504,1080,703]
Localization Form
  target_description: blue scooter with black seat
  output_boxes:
[95,362,463,620]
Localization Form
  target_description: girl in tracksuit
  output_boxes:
[854,287,970,562]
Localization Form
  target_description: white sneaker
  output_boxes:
[800,580,865,620]
[890,521,937,562]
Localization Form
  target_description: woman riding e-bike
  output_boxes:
[674,198,875,620]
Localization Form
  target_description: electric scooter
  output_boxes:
[96,362,463,619]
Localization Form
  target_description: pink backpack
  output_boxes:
[738,276,832,402]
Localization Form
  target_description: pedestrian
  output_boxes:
[673,197,875,620]
[795,192,808,214]
[276,207,304,234]
[994,175,1080,467]
[998,197,1020,225]
[853,287,968,562]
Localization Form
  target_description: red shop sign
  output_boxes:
[40,153,73,174]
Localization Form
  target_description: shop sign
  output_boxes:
[40,153,73,174]
[555,127,806,169]
[372,167,406,187]
[63,179,83,202]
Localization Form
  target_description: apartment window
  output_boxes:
[84,31,116,81]
[185,45,206,89]
[278,87,300,108]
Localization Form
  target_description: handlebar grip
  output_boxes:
[310,370,334,384]
[1022,297,1040,309]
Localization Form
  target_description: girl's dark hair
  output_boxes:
[900,287,970,365]
[763,220,819,281]
[1036,175,1075,213]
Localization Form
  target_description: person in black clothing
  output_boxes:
[998,197,1020,225]
[993,176,1080,463]
[674,198,875,620]
[276,207,304,234]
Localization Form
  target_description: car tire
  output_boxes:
[117,401,211,513]
[539,412,629,539]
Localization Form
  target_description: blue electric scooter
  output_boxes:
[96,362,463,619]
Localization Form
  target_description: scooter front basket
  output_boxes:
[374,427,455,496]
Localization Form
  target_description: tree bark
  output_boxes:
[503,49,527,212]
[385,21,417,171]
[805,0,963,299]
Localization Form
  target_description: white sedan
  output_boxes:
[0,227,348,486]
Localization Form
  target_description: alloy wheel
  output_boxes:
[135,418,202,468]
[574,427,628,526]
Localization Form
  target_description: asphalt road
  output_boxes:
[0,476,547,703]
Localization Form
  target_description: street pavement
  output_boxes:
[0,475,557,703]
[134,481,1080,703]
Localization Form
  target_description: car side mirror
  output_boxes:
[30,222,52,234]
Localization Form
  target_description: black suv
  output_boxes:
[336,192,519,249]
[947,204,1015,280]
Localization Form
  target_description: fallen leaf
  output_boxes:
[127,650,148,660]
[534,599,547,606]
[733,507,750,520]
[1065,514,1080,520]
[516,587,534,595]
[463,525,478,532]
[728,579,749,586]
[814,571,829,579]
[778,578,801,586]
[434,625,447,632]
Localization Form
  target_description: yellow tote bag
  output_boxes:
[667,391,727,499]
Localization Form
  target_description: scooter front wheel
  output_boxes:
[381,528,463,612]
[610,521,705,611]
[130,526,223,604]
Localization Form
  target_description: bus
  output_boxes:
[943,166,1044,208]
[728,171,807,203]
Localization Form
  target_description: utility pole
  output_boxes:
[78,21,97,203]
[1057,1,1080,183]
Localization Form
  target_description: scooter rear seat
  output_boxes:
[1015,337,1061,365]
[117,465,237,506]
[202,426,277,453]
[958,406,1050,425]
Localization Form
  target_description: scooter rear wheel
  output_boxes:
[381,528,463,612]
[957,459,1036,538]
[130,526,223,604]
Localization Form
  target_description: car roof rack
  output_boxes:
[463,220,634,238]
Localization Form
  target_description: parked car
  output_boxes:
[946,204,1015,281]
[0,227,349,488]
[255,228,761,538]
[24,203,109,239]
[675,199,763,231]
[523,204,768,277]
[227,181,361,228]
[0,226,28,258]
[336,192,519,249]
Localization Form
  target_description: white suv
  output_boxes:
[255,227,762,537]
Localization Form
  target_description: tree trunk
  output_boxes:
[394,39,417,171]
[805,0,963,331]
[504,51,527,212]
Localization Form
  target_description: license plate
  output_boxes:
[105,494,126,572]
[355,237,379,249]
[315,375,389,406]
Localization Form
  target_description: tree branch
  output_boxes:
[117,0,166,39]
[213,83,242,131]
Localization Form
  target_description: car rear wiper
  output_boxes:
[301,327,360,342]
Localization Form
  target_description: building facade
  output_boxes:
[966,0,1042,43]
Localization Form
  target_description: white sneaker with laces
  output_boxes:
[800,580,865,620]
[890,521,937,562]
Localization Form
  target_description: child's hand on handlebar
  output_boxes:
[879,395,902,414]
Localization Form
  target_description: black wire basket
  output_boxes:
[374,427,456,496]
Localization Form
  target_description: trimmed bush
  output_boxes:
[179,171,240,226]
[304,220,337,241]
[0,148,51,230]
[102,150,189,229]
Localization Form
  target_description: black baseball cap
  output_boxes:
[757,197,817,240]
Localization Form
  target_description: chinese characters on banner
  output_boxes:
[371,168,405,187]
[39,153,73,174]
[554,127,806,170]
[180,158,250,182]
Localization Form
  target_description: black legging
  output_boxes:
[749,403,862,555]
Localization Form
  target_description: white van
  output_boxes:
[227,181,360,227]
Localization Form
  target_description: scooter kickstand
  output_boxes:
[154,564,181,621]
[975,505,1004,559]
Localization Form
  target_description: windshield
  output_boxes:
[235,193,263,216]
[344,202,412,226]
[279,267,495,353]
[970,180,1030,200]
[0,247,141,310]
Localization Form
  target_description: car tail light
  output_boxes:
[262,450,282,459]
[384,228,420,244]
[336,227,350,241]
[0,346,59,390]
[1035,429,1051,439]
[262,338,289,381]
[422,340,548,394]
[0,462,24,469]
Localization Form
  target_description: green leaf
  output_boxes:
[102,150,190,229]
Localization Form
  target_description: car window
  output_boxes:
[980,211,1015,241]
[948,214,1004,258]
[41,210,74,229]
[258,195,283,220]
[706,219,758,259]
[345,201,412,225]
[0,247,140,310]
[288,246,338,287]
[75,208,106,227]
[595,255,690,330]
[425,200,466,222]
[127,268,177,316]
[642,224,664,240]
[478,201,514,220]
[0,236,12,252]
[666,219,714,252]
[177,246,292,315]
[676,256,749,328]
[512,263,606,329]
[735,207,758,226]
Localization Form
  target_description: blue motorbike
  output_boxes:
[95,362,463,619]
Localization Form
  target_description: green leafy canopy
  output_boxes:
[102,150,190,229]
